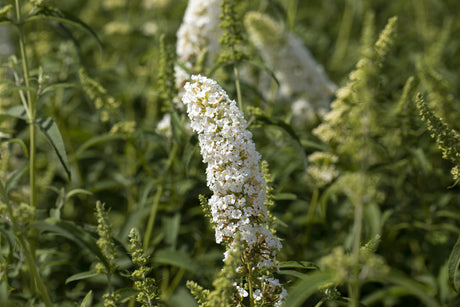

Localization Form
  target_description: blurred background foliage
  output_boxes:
[0,0,459,306]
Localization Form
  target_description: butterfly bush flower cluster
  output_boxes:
[175,0,221,87]
[244,11,336,115]
[183,75,286,306]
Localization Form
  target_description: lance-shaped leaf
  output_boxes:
[66,270,99,284]
[34,219,111,272]
[0,104,29,121]
[79,290,94,307]
[283,271,333,307]
[36,117,71,181]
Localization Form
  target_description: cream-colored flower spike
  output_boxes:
[245,11,337,114]
[175,0,222,87]
[182,75,286,306]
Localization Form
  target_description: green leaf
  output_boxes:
[0,180,7,203]
[79,290,93,307]
[34,219,111,272]
[253,114,308,168]
[0,105,28,120]
[170,111,186,144]
[448,236,460,292]
[153,249,198,273]
[183,134,198,175]
[5,164,28,193]
[279,261,318,270]
[300,138,327,151]
[283,271,332,307]
[41,82,77,96]
[66,188,93,199]
[115,288,138,303]
[0,280,8,307]
[0,227,15,264]
[163,213,181,249]
[274,193,298,200]
[364,202,382,239]
[254,114,301,144]
[362,285,419,305]
[245,59,280,87]
[26,5,102,51]
[0,85,36,99]
[36,117,71,181]
[3,138,29,158]
[0,18,11,25]
[75,133,125,158]
[278,270,309,279]
[383,270,441,307]
[66,270,99,284]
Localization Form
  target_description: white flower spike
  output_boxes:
[183,75,286,306]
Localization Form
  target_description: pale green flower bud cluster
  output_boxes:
[331,172,385,206]
[128,228,158,307]
[416,94,460,181]
[321,237,389,285]
[79,68,120,122]
[305,152,339,189]
[109,120,136,136]
[95,202,117,273]
[102,292,118,307]
[0,202,35,229]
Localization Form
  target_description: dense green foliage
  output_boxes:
[0,0,459,306]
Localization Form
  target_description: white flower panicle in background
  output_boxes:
[182,75,286,306]
[244,11,337,114]
[175,0,221,87]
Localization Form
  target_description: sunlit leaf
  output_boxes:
[79,290,93,307]
[1,105,28,120]
[41,82,78,96]
[36,117,71,181]
[66,270,99,284]
[66,188,93,199]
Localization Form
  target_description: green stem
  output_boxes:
[286,0,298,30]
[11,2,50,305]
[304,188,319,247]
[329,1,353,69]
[241,251,255,307]
[166,268,185,298]
[14,0,37,209]
[247,264,254,307]
[143,185,163,250]
[233,65,244,114]
[349,197,363,307]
